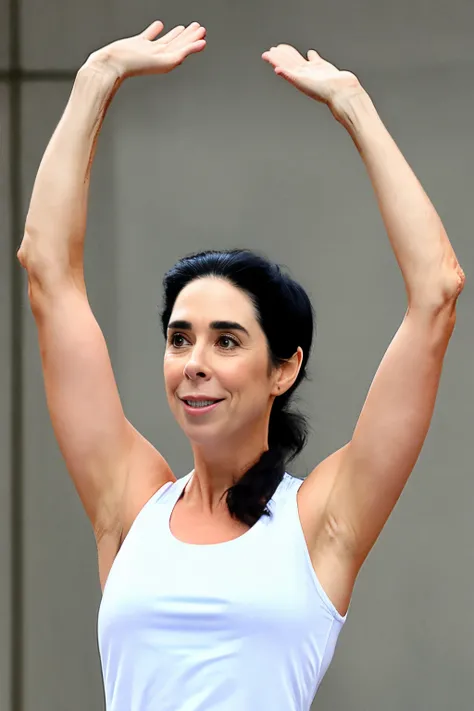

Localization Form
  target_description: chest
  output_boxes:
[169,498,252,545]
[168,485,322,568]
[100,518,317,649]
[167,486,320,596]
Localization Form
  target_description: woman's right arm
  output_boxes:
[17,21,207,541]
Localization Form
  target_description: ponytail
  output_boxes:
[225,396,309,527]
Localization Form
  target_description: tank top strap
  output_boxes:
[125,474,189,538]
[270,472,304,509]
[160,472,193,504]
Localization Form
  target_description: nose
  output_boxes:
[183,347,211,382]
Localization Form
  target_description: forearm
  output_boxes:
[18,60,121,291]
[334,89,464,308]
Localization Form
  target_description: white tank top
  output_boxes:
[98,472,347,711]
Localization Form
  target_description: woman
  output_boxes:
[18,19,464,711]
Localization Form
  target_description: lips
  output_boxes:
[179,396,225,416]
[179,396,224,404]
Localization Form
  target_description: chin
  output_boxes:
[180,419,233,448]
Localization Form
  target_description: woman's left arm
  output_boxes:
[335,88,464,309]
[262,45,465,569]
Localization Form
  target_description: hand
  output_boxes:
[262,44,362,116]
[85,21,206,80]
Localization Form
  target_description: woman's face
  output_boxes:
[163,277,280,448]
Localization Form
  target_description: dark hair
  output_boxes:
[160,249,315,527]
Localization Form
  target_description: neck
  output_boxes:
[185,429,269,516]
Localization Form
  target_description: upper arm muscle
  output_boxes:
[325,306,455,565]
[297,307,456,615]
[31,283,155,531]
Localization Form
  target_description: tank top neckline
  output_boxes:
[165,471,278,550]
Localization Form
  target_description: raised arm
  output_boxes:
[17,22,206,543]
[262,45,465,612]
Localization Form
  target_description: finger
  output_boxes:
[140,20,164,40]
[307,48,335,70]
[262,45,303,71]
[268,44,304,70]
[175,21,203,39]
[174,39,207,63]
[185,39,207,55]
[156,25,185,45]
[261,49,279,67]
[278,44,304,62]
[274,66,298,83]
[166,41,206,70]
[172,22,206,49]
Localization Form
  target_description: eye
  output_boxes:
[218,334,239,350]
[169,333,189,348]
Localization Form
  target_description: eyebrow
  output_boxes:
[167,320,250,337]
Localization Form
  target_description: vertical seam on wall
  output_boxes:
[4,10,78,707]
[9,0,23,708]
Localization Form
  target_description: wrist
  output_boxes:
[71,57,122,129]
[79,51,123,92]
[329,86,376,131]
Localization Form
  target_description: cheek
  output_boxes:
[217,356,260,389]
[163,357,182,395]
[232,356,272,396]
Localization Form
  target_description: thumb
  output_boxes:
[307,49,320,61]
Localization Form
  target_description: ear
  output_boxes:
[271,347,304,397]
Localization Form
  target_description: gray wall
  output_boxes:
[2,1,474,709]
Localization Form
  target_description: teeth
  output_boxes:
[184,400,217,408]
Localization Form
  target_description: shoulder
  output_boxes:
[282,472,304,492]
[270,472,304,507]
[116,428,177,543]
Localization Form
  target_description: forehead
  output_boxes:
[170,277,257,323]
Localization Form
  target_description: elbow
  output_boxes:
[440,261,466,303]
[408,262,466,314]
[407,264,465,345]
[17,236,44,311]
[435,263,465,327]
[17,228,45,276]
[18,229,81,298]
[17,233,32,271]
[17,236,45,306]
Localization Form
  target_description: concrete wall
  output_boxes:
[2,1,474,709]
